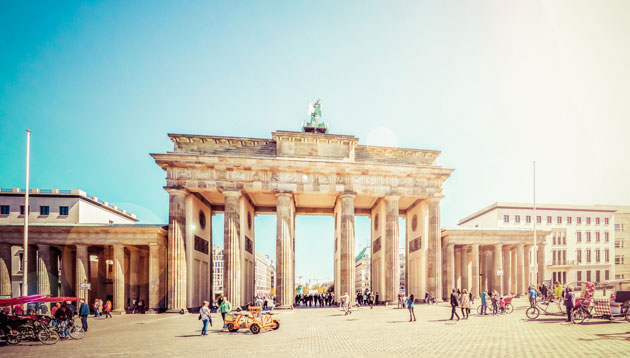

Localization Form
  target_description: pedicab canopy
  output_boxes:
[0,295,80,307]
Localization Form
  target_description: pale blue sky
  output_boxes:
[2,1,629,281]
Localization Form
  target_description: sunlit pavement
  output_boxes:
[2,298,629,357]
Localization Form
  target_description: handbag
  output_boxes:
[198,313,202,320]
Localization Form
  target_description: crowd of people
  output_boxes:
[294,293,335,307]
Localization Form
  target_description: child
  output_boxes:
[499,296,506,314]
[491,291,499,316]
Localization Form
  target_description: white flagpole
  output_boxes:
[533,161,537,286]
[23,130,31,298]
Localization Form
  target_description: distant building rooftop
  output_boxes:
[0,188,137,221]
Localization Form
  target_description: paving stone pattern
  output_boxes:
[2,298,629,357]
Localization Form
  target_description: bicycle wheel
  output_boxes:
[37,329,59,345]
[505,303,514,314]
[68,326,85,340]
[572,307,586,324]
[526,307,540,319]
[476,305,482,314]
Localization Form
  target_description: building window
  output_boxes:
[553,236,557,245]
[605,249,609,262]
[526,216,531,223]
[577,231,582,243]
[615,224,624,231]
[596,270,601,282]
[503,215,509,223]
[40,206,49,215]
[577,217,582,224]
[605,270,610,280]
[536,216,542,224]
[596,217,600,225]
[0,205,9,215]
[586,217,591,225]
[577,250,582,263]
[567,217,572,224]
[515,215,520,223]
[586,249,591,263]
[557,216,562,224]
[596,249,600,262]
[586,232,591,243]
[596,232,600,242]
[586,270,591,282]
[605,232,609,242]
[615,256,624,265]
[563,235,566,245]
[577,271,582,282]
[59,206,69,216]
[605,218,609,225]
[547,216,552,224]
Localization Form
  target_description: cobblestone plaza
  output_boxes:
[2,298,628,357]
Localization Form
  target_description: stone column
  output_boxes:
[224,190,242,308]
[384,196,399,303]
[128,248,139,303]
[471,244,479,297]
[517,244,525,295]
[446,244,455,294]
[75,245,89,302]
[524,245,531,288]
[502,246,510,296]
[426,198,442,300]
[275,193,294,309]
[97,250,107,302]
[37,245,53,299]
[537,244,546,286]
[339,194,355,299]
[147,243,160,313]
[167,189,187,312]
[60,247,74,296]
[460,247,468,291]
[493,244,502,294]
[510,249,517,296]
[0,244,11,296]
[112,245,125,313]
[454,248,462,289]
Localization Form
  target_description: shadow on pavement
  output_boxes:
[578,332,630,342]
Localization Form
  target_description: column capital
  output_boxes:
[426,196,443,204]
[274,191,293,198]
[164,187,188,196]
[384,195,400,201]
[223,189,242,198]
[75,244,88,251]
[338,192,356,199]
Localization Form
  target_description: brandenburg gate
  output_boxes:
[151,129,453,310]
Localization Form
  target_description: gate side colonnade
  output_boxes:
[441,229,551,298]
[152,130,453,309]
[0,225,167,313]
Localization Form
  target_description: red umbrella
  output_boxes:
[0,294,51,307]
[32,296,81,303]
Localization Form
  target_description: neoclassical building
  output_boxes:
[151,130,453,309]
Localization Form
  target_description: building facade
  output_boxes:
[355,246,370,293]
[212,245,224,298]
[459,202,616,286]
[0,189,167,312]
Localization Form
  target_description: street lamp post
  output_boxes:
[533,161,538,286]
[23,130,31,298]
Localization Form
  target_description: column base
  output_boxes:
[111,310,126,316]
[165,308,188,314]
[273,305,293,310]
[146,308,159,314]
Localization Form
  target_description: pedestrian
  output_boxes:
[528,285,537,308]
[564,286,576,322]
[553,281,563,312]
[398,291,403,309]
[199,300,212,335]
[13,304,23,316]
[491,290,499,316]
[479,289,487,315]
[469,290,474,305]
[461,289,470,319]
[93,299,101,318]
[341,292,351,315]
[138,299,145,314]
[407,294,416,322]
[450,289,460,321]
[220,296,232,329]
[104,300,113,319]
[424,292,430,304]
[79,299,90,332]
